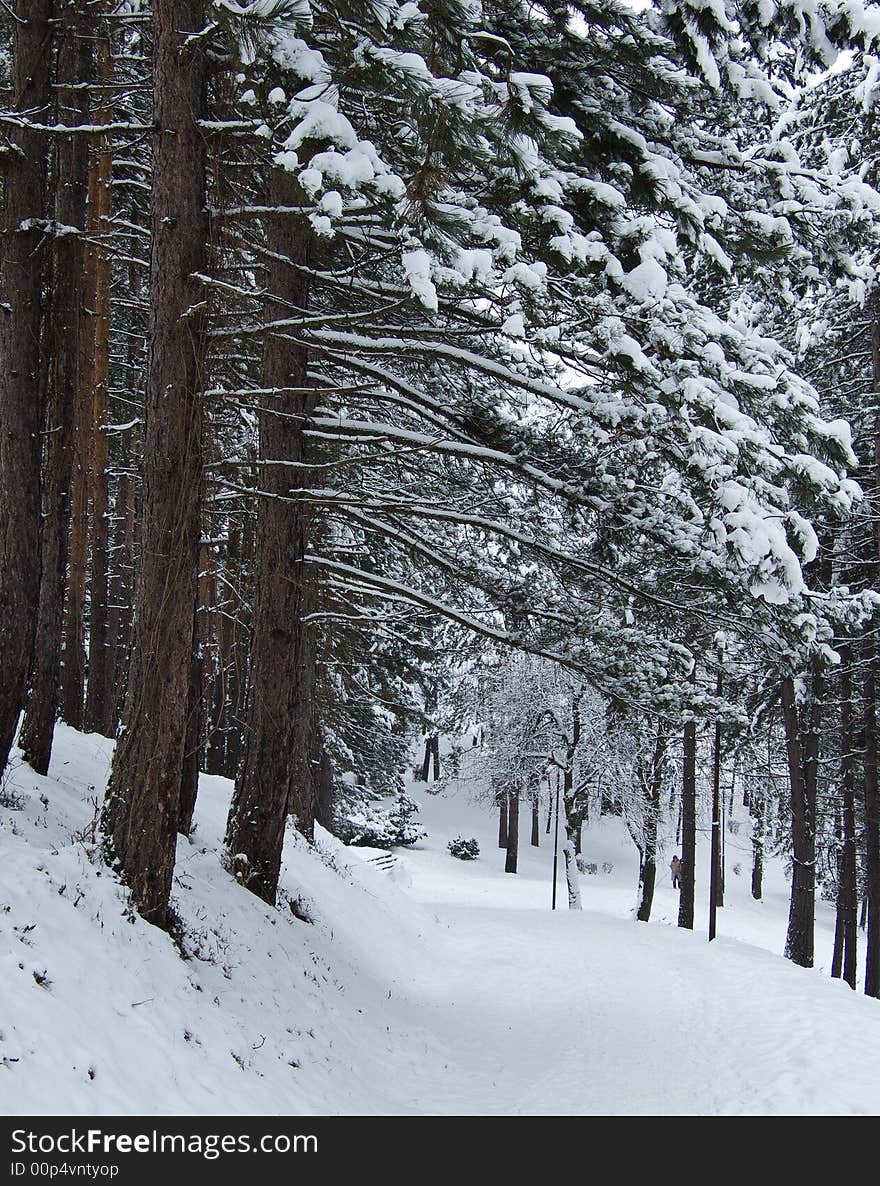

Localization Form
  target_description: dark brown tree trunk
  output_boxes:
[63,52,108,731]
[678,711,697,929]
[62,406,88,729]
[83,17,113,737]
[178,541,215,834]
[861,317,880,995]
[0,0,53,775]
[210,519,241,776]
[111,449,137,726]
[223,512,253,780]
[505,790,519,873]
[831,899,844,980]
[750,789,764,901]
[498,788,508,847]
[782,670,820,968]
[863,653,880,997]
[718,772,726,908]
[709,672,722,941]
[178,596,203,837]
[100,0,209,928]
[531,794,540,847]
[105,424,136,725]
[314,743,333,832]
[19,1,91,774]
[420,734,439,780]
[839,653,858,989]
[224,168,317,905]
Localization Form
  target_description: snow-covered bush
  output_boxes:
[335,790,425,849]
[447,836,480,861]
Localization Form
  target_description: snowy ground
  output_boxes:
[1,726,879,1116]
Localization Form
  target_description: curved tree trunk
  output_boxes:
[100,0,209,928]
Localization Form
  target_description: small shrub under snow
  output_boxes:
[447,836,480,861]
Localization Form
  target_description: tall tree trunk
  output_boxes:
[112,446,138,726]
[498,787,508,847]
[178,540,216,833]
[62,399,88,728]
[531,793,540,847]
[636,721,666,923]
[831,894,844,980]
[718,771,726,907]
[223,511,253,780]
[678,711,697,929]
[19,1,91,774]
[861,312,880,995]
[63,51,108,730]
[83,16,114,736]
[504,790,519,873]
[0,0,53,774]
[750,788,764,901]
[709,671,722,941]
[839,652,858,989]
[100,0,209,928]
[105,424,135,723]
[313,717,333,832]
[178,594,203,837]
[224,168,317,905]
[863,653,880,997]
[782,670,820,968]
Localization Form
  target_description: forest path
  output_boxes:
[381,901,880,1115]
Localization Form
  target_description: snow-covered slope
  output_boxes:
[1,727,879,1116]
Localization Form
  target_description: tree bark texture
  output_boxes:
[19,0,91,774]
[100,0,209,928]
[224,167,317,905]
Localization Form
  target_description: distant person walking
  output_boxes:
[670,854,682,890]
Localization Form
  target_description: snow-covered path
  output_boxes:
[366,902,880,1115]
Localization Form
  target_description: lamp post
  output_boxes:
[551,770,561,910]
